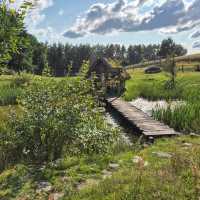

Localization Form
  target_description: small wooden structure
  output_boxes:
[87,58,130,96]
[107,98,180,138]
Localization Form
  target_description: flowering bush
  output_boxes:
[6,77,117,164]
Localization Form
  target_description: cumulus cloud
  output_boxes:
[193,41,200,48]
[13,0,54,27]
[27,0,54,27]
[63,0,200,39]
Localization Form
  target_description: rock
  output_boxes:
[132,156,148,167]
[36,181,52,193]
[152,151,172,159]
[102,169,112,179]
[143,143,149,148]
[108,163,120,170]
[182,143,193,147]
[61,176,70,182]
[132,156,143,163]
[48,193,64,200]
[190,133,200,138]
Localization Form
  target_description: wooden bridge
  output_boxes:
[106,98,180,138]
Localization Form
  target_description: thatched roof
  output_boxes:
[87,57,130,81]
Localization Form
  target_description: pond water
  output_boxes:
[129,98,185,116]
[105,112,136,145]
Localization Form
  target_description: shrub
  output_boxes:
[5,78,116,165]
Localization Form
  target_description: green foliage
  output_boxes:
[153,102,200,134]
[0,74,30,106]
[8,32,43,73]
[1,77,116,168]
[159,38,187,58]
[0,0,31,68]
[125,69,200,134]
[10,73,31,87]
[0,85,22,105]
[163,55,177,89]
[0,67,15,75]
[125,70,200,101]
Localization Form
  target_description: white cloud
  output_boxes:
[30,26,62,43]
[63,0,200,40]
[12,0,57,42]
[12,0,54,27]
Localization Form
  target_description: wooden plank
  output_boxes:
[106,98,179,137]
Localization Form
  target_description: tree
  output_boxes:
[0,0,31,69]
[32,43,47,75]
[163,54,177,89]
[8,32,39,73]
[159,38,187,58]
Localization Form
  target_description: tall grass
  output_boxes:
[0,85,22,106]
[0,74,30,106]
[153,103,200,134]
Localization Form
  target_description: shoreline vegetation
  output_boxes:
[125,69,200,134]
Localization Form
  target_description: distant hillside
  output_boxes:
[125,53,200,69]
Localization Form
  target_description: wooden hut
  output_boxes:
[87,58,130,96]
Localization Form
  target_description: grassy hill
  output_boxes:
[125,53,200,70]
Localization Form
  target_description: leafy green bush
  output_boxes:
[3,78,116,166]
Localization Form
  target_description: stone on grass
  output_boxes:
[132,156,143,163]
[132,156,148,166]
[108,163,120,170]
[182,143,193,147]
[48,193,64,200]
[102,169,112,179]
[190,133,200,138]
[36,181,52,193]
[132,156,148,167]
[152,151,172,159]
[143,143,149,148]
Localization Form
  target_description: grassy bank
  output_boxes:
[124,69,200,101]
[124,69,200,134]
[0,136,200,199]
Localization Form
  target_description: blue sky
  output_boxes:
[16,0,200,53]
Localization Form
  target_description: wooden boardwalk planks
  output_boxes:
[106,98,180,137]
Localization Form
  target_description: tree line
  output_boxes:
[5,35,187,77]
